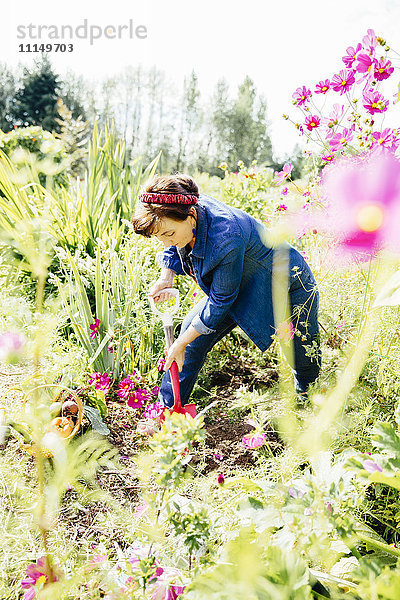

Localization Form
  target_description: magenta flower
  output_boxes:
[277,204,288,212]
[292,85,311,106]
[355,53,376,75]
[362,459,383,473]
[166,585,186,599]
[89,318,100,340]
[372,128,400,151]
[273,162,293,185]
[374,58,394,81]
[305,114,321,131]
[213,452,223,460]
[331,69,356,95]
[151,385,160,396]
[88,372,110,395]
[157,357,166,372]
[362,89,389,115]
[319,152,400,256]
[116,375,136,400]
[217,473,225,485]
[321,153,335,163]
[144,402,164,419]
[314,79,331,94]
[242,432,267,449]
[280,187,288,196]
[328,127,354,151]
[127,388,150,409]
[342,43,362,68]
[21,557,59,599]
[0,331,25,363]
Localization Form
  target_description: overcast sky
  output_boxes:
[2,0,400,159]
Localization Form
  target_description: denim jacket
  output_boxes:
[157,194,316,351]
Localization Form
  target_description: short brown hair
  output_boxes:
[131,174,199,237]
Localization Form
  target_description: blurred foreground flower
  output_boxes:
[21,557,60,599]
[0,331,25,363]
[320,151,400,256]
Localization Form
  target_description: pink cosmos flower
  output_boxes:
[319,152,400,256]
[314,79,331,94]
[362,89,389,115]
[328,127,354,151]
[321,153,335,163]
[0,331,25,362]
[362,459,382,473]
[153,583,186,600]
[276,321,295,342]
[321,103,345,135]
[116,375,136,400]
[217,473,225,485]
[273,162,293,185]
[330,69,356,95]
[305,114,321,131]
[371,128,400,151]
[355,53,376,75]
[128,388,151,409]
[144,401,164,419]
[362,28,377,55]
[89,318,100,340]
[88,372,110,395]
[292,85,311,106]
[280,187,288,196]
[277,204,288,212]
[21,557,59,600]
[374,58,394,81]
[242,432,267,449]
[342,43,362,68]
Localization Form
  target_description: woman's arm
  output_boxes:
[164,325,201,371]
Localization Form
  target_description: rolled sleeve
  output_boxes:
[191,314,216,335]
[193,237,246,334]
[157,246,185,276]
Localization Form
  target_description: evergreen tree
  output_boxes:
[13,54,61,132]
[226,76,274,169]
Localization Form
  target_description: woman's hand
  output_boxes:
[164,340,186,372]
[149,274,175,304]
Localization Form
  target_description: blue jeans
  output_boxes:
[158,279,321,408]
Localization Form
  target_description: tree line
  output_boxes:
[0,54,303,176]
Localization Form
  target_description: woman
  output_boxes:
[131,174,321,409]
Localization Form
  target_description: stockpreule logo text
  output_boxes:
[17,19,148,46]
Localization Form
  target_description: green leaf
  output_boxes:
[83,405,110,435]
[371,422,400,457]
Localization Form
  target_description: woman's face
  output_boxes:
[154,215,195,248]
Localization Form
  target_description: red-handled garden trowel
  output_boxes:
[149,288,197,419]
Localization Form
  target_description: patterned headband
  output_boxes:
[138,192,199,205]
